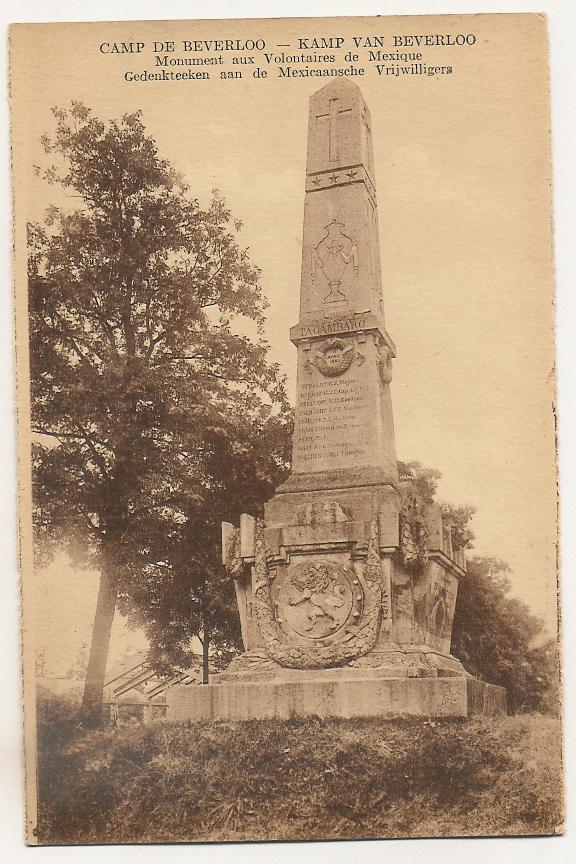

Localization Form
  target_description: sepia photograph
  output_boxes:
[8,9,563,847]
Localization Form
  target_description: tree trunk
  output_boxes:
[80,550,119,726]
[202,628,210,685]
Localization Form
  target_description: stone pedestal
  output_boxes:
[166,79,506,723]
[168,675,506,723]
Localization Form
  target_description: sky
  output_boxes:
[10,14,558,672]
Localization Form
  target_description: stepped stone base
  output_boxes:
[166,674,506,722]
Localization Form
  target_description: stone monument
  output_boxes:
[167,79,506,722]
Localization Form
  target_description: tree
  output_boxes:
[398,460,476,557]
[120,412,292,685]
[452,557,559,713]
[29,102,291,725]
[127,529,243,686]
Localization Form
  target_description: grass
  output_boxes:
[34,694,564,844]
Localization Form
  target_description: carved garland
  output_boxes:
[399,512,429,572]
[377,344,393,385]
[225,528,243,580]
[252,517,383,669]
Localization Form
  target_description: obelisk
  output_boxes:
[280,78,398,496]
[168,80,507,721]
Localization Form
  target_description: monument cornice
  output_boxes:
[290,311,396,356]
[427,549,466,579]
[276,464,399,494]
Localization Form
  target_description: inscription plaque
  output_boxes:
[292,367,377,471]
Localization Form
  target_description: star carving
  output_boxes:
[309,171,361,188]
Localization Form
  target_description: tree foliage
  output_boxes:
[398,459,476,551]
[29,102,292,722]
[452,557,559,714]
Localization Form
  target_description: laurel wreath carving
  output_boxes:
[304,337,365,378]
[252,517,383,669]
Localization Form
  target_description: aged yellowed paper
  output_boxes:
[10,13,560,844]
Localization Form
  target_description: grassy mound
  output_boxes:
[35,700,563,844]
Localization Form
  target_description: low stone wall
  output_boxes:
[167,676,506,722]
[466,677,508,716]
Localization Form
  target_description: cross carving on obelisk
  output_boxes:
[316,96,352,163]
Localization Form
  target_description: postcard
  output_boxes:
[10,12,561,844]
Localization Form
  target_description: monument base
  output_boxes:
[166,672,506,722]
